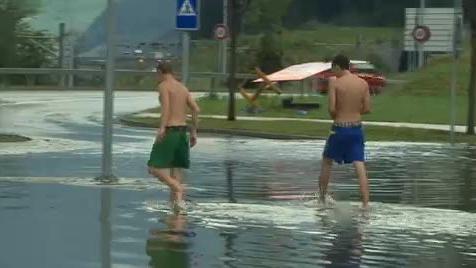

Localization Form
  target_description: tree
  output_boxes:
[243,0,292,33]
[0,0,51,68]
[15,23,55,68]
[228,0,253,121]
[284,0,454,28]
[255,31,283,74]
[464,0,476,134]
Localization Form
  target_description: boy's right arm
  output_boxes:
[157,84,170,141]
[328,77,337,120]
[361,82,371,115]
[187,93,200,147]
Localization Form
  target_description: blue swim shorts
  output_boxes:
[323,124,365,164]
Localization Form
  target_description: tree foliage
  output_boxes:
[284,0,454,27]
[0,0,54,68]
[255,31,283,73]
[198,0,456,37]
[243,0,292,33]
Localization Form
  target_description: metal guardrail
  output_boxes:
[0,68,256,79]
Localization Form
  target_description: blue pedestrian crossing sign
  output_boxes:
[176,0,200,31]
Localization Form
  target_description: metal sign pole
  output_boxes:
[222,0,229,74]
[176,0,200,85]
[451,47,458,144]
[181,32,190,85]
[418,0,426,68]
[450,1,462,143]
[100,0,116,181]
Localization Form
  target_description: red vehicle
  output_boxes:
[313,60,386,94]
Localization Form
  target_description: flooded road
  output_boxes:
[0,91,475,267]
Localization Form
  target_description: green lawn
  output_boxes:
[0,134,31,142]
[144,93,469,125]
[363,51,472,125]
[126,25,476,142]
[364,94,468,125]
[121,116,476,144]
[143,45,474,126]
[116,25,403,89]
[394,53,471,96]
[144,95,325,119]
[281,25,401,45]
[190,25,401,73]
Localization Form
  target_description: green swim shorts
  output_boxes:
[147,126,190,169]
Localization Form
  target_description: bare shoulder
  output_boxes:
[158,81,171,93]
[181,82,191,94]
[349,74,364,82]
[357,76,367,84]
[355,76,369,89]
[329,76,340,89]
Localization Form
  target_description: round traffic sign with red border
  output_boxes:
[412,25,431,43]
[214,24,228,40]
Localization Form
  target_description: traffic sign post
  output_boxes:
[181,32,190,85]
[176,0,200,85]
[97,0,117,182]
[417,0,426,68]
[214,24,228,75]
[450,3,463,143]
[412,25,431,43]
[214,24,229,40]
[176,0,200,31]
[221,0,229,74]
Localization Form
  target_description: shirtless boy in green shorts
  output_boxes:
[147,61,200,211]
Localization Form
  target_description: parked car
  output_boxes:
[313,60,386,94]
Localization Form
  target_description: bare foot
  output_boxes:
[173,200,187,212]
[361,203,370,211]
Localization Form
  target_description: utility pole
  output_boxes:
[98,0,117,181]
[227,0,250,121]
[221,0,229,74]
[450,0,463,142]
[227,0,238,120]
[418,0,426,68]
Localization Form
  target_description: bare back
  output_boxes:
[159,80,190,127]
[329,73,370,123]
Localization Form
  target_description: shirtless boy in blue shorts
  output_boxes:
[319,55,371,209]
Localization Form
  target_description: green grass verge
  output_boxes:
[0,134,31,143]
[137,32,474,128]
[121,116,476,144]
[144,93,470,125]
[190,25,401,73]
[392,53,471,97]
[361,51,472,125]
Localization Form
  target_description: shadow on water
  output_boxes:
[100,188,112,268]
[226,160,238,204]
[321,209,365,268]
[146,212,192,268]
[458,146,476,212]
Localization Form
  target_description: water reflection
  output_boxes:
[321,209,364,268]
[100,188,112,268]
[225,160,237,203]
[221,231,239,268]
[146,212,192,268]
[458,145,476,212]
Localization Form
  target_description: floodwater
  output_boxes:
[0,91,475,268]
